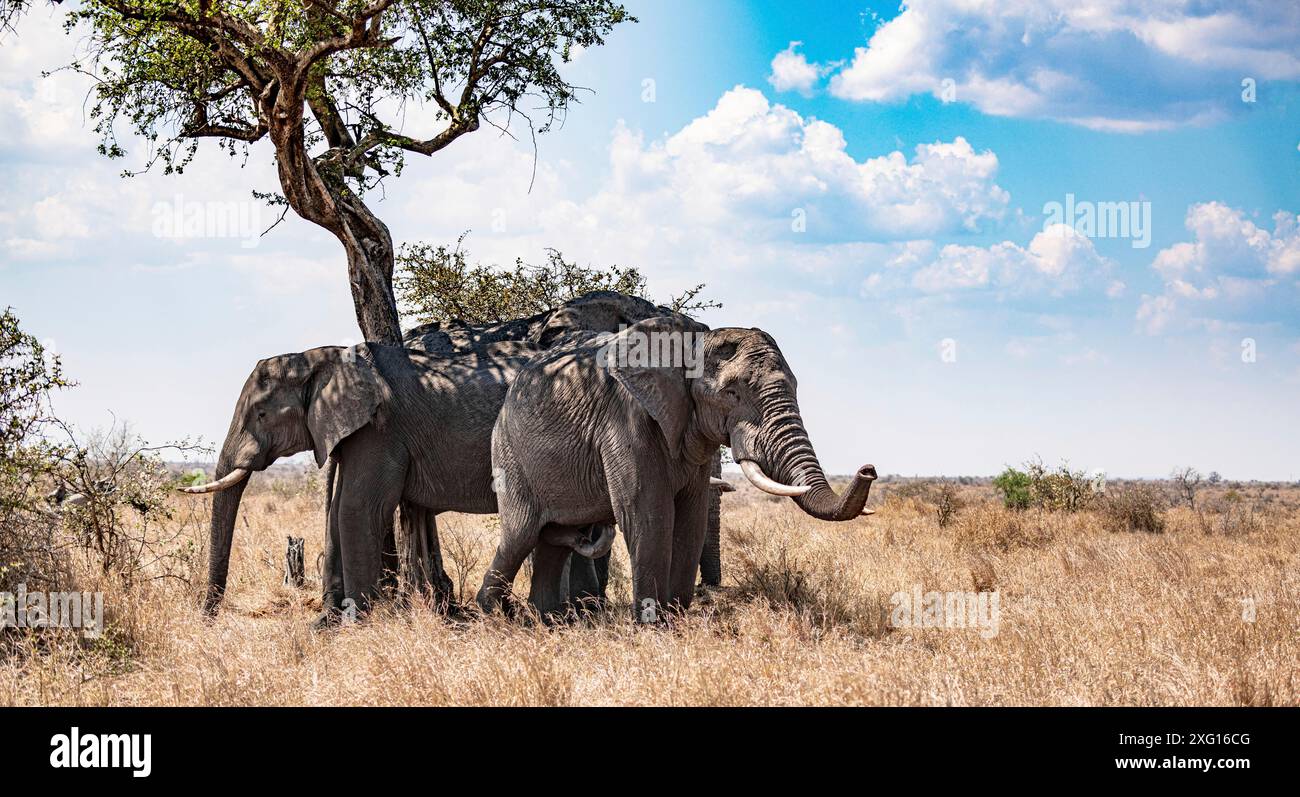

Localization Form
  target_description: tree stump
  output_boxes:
[284,536,305,588]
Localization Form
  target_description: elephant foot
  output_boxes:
[475,584,509,617]
[693,581,722,604]
[312,591,348,630]
[311,609,341,631]
[567,595,608,621]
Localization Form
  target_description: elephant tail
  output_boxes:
[324,456,337,517]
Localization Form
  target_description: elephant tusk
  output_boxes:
[709,477,736,493]
[178,468,249,495]
[738,460,811,497]
[572,525,616,558]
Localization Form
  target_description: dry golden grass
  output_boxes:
[2,477,1297,706]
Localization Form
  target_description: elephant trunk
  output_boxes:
[760,402,876,522]
[791,464,877,521]
[201,426,260,616]
[203,461,248,616]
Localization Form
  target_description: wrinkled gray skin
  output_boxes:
[203,341,541,618]
[479,316,877,621]
[198,292,702,618]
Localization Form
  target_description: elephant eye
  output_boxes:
[257,410,267,420]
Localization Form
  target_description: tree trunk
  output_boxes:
[264,86,434,612]
[699,450,723,587]
[335,199,403,345]
[266,91,403,345]
[397,501,454,611]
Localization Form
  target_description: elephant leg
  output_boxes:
[565,552,601,603]
[335,441,407,618]
[529,528,575,622]
[668,472,711,611]
[315,465,346,629]
[699,450,723,587]
[380,513,399,593]
[616,490,675,624]
[565,527,609,614]
[476,499,543,617]
[593,549,610,597]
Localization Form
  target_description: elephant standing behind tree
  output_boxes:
[185,292,716,618]
[479,316,877,621]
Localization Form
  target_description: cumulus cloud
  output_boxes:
[828,0,1300,131]
[910,224,1113,296]
[768,42,826,95]
[1139,202,1300,333]
[590,86,1010,242]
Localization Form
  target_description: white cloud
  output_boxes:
[1136,293,1179,334]
[0,13,111,157]
[768,42,825,95]
[585,87,1010,242]
[909,224,1112,296]
[828,0,1300,131]
[1140,202,1300,333]
[33,196,92,240]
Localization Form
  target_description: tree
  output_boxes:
[0,307,69,515]
[63,0,633,343]
[395,234,720,324]
[0,0,56,34]
[1170,466,1202,509]
[0,308,70,591]
[1,310,208,592]
[992,467,1031,510]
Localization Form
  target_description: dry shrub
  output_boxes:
[932,482,964,528]
[1200,492,1265,537]
[1025,459,1101,512]
[1100,484,1167,534]
[966,552,998,592]
[952,503,1055,552]
[727,523,890,638]
[881,491,930,515]
[881,480,964,527]
[888,481,933,500]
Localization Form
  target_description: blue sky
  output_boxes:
[2,0,1298,478]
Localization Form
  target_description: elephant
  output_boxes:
[183,291,718,619]
[477,315,877,622]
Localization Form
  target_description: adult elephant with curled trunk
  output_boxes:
[479,316,877,621]
[185,291,721,619]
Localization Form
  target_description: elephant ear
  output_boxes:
[305,345,391,468]
[606,317,700,458]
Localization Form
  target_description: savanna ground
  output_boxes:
[3,471,1298,706]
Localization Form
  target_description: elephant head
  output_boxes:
[607,318,876,521]
[182,345,390,614]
